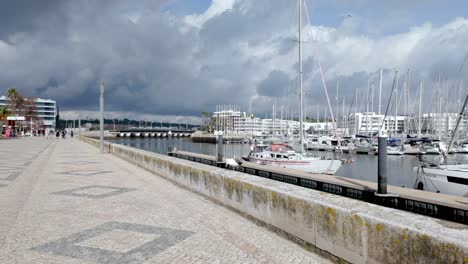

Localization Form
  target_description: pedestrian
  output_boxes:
[71,130,74,138]
[61,130,65,139]
[56,131,60,138]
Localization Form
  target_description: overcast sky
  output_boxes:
[1,0,467,123]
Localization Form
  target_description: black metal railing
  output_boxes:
[168,151,467,225]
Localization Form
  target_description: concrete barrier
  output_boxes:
[81,136,468,264]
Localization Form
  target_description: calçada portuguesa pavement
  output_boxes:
[0,137,330,264]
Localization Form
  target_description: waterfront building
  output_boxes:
[418,113,467,136]
[0,96,57,129]
[212,108,319,136]
[346,112,406,136]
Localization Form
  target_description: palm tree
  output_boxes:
[6,88,25,116]
[0,106,9,120]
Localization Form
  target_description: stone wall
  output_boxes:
[81,136,468,264]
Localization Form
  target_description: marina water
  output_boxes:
[113,138,468,189]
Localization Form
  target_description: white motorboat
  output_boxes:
[387,146,404,155]
[403,143,426,155]
[456,142,468,153]
[307,137,335,151]
[424,141,447,155]
[414,164,468,197]
[355,138,373,154]
[244,143,342,175]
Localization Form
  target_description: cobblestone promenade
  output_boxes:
[0,137,330,264]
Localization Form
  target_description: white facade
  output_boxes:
[0,96,57,128]
[346,112,406,135]
[213,110,311,136]
[419,113,467,135]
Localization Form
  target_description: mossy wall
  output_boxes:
[81,137,468,264]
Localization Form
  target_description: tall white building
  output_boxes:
[212,109,307,136]
[345,112,406,135]
[0,96,57,128]
[419,113,467,136]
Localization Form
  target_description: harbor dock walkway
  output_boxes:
[0,137,329,264]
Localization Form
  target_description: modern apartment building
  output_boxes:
[0,96,57,128]
[345,112,406,135]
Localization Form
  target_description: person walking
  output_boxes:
[71,130,74,138]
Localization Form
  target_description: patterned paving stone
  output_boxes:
[31,221,194,264]
[0,138,330,264]
[57,169,113,176]
[51,185,136,199]
[0,171,21,181]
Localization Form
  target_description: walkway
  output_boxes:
[0,137,330,264]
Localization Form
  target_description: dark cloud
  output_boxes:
[256,70,290,97]
[0,0,466,121]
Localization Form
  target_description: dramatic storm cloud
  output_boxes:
[0,0,467,122]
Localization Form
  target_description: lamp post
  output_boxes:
[99,81,105,154]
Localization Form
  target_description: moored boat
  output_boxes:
[244,143,342,175]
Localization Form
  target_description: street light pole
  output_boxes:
[78,114,81,138]
[99,81,105,154]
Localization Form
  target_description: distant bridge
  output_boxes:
[114,128,195,138]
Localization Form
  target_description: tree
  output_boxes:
[7,88,26,116]
[0,106,9,120]
[24,98,38,122]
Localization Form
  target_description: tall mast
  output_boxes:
[336,80,339,134]
[354,88,358,135]
[366,78,369,136]
[298,0,304,153]
[394,72,399,137]
[437,74,441,140]
[418,80,423,138]
[371,83,374,136]
[379,68,383,127]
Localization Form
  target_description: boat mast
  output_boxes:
[371,83,374,136]
[437,74,441,140]
[336,80,339,136]
[379,68,383,130]
[354,88,358,135]
[394,72,399,137]
[418,80,423,138]
[298,0,304,153]
[446,94,468,157]
[366,78,369,136]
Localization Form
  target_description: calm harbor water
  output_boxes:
[112,138,468,189]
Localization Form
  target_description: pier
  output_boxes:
[0,137,329,264]
[80,136,467,263]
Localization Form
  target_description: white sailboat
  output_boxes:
[245,0,342,175]
[414,94,468,196]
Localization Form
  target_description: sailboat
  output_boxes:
[413,93,468,196]
[245,0,342,174]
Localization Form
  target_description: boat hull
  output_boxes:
[414,166,468,197]
[247,157,341,174]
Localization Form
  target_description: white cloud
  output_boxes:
[185,0,236,28]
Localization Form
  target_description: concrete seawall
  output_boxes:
[81,136,468,264]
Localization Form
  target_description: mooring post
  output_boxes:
[377,129,387,194]
[217,133,223,164]
[167,146,173,156]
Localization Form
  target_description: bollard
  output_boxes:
[377,129,387,194]
[217,134,223,163]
